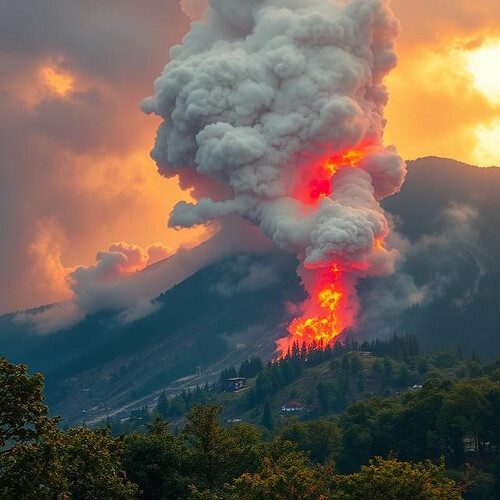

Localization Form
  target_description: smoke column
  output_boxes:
[143,0,406,355]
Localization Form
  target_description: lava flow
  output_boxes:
[278,147,386,356]
[277,263,352,355]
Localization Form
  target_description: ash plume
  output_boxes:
[143,0,406,353]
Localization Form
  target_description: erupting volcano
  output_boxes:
[143,0,406,357]
[279,144,391,355]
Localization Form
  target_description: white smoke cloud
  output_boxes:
[144,0,406,349]
[143,0,405,275]
[20,219,272,333]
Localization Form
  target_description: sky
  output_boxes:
[0,0,499,315]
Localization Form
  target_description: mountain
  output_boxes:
[381,157,500,357]
[1,156,500,424]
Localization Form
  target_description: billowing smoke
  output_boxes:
[20,219,270,333]
[143,0,406,354]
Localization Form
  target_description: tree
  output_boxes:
[331,457,461,500]
[226,452,333,500]
[279,419,340,464]
[0,357,57,454]
[156,391,169,418]
[341,355,350,373]
[123,417,189,499]
[0,358,138,499]
[60,427,138,500]
[383,357,393,380]
[182,405,231,491]
[350,356,362,375]
[262,401,274,431]
[307,419,341,464]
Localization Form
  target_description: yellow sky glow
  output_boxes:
[385,36,500,167]
[466,41,500,105]
[39,66,74,95]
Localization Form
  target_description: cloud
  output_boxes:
[0,2,202,314]
[20,218,272,332]
[386,0,500,165]
[356,202,483,337]
[28,217,73,300]
[146,242,174,266]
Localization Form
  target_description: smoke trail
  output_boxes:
[143,0,406,354]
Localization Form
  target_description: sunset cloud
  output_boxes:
[0,2,202,314]
[386,0,500,166]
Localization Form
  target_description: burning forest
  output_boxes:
[143,0,406,356]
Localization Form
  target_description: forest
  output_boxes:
[1,336,500,499]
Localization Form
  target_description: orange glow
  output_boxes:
[278,146,388,356]
[39,66,74,95]
[277,264,349,355]
[465,41,500,105]
[295,144,377,204]
[385,0,500,166]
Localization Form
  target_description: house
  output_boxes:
[222,377,248,392]
[281,401,305,413]
[357,351,373,358]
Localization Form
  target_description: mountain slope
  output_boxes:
[380,157,500,356]
[17,253,303,423]
[1,156,500,423]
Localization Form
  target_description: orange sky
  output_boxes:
[0,0,499,314]
[386,0,500,166]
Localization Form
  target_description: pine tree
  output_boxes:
[157,391,169,418]
[262,401,274,431]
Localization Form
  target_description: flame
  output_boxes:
[278,143,386,357]
[277,264,349,355]
[295,143,377,205]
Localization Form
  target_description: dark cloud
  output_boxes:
[0,0,190,83]
[0,1,192,314]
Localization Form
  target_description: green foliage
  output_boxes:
[123,417,189,499]
[238,356,263,378]
[261,401,274,431]
[3,349,500,500]
[331,457,462,499]
[156,391,169,419]
[183,405,234,491]
[226,452,334,500]
[0,358,137,499]
[59,427,138,500]
[279,419,341,464]
[0,357,58,453]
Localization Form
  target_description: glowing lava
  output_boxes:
[278,145,386,357]
[296,143,377,205]
[277,263,354,356]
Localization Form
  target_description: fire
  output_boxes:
[277,263,349,355]
[296,143,377,205]
[278,144,386,357]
